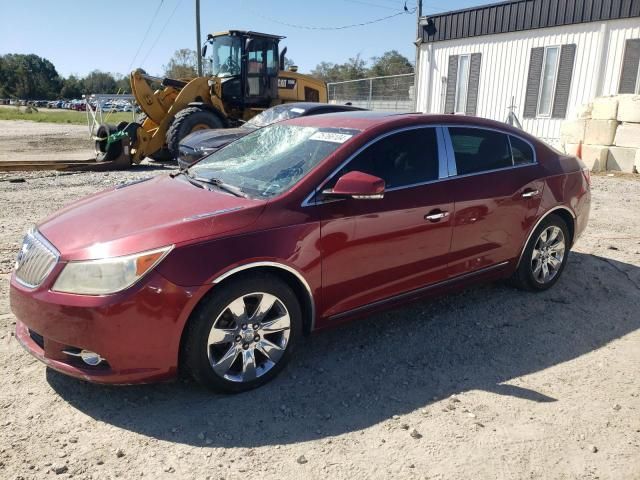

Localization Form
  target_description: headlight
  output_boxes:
[52,246,172,295]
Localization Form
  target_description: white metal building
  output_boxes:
[415,0,640,143]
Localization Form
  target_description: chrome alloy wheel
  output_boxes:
[206,292,291,383]
[531,226,566,284]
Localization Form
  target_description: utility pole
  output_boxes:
[413,0,423,111]
[196,0,203,76]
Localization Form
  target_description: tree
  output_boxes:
[311,54,368,83]
[0,53,62,99]
[60,75,83,99]
[164,49,197,79]
[369,50,414,77]
[284,56,296,70]
[82,70,118,94]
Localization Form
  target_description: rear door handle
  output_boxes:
[425,210,449,222]
[521,189,540,198]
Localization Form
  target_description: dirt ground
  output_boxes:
[1,165,639,479]
[0,119,95,163]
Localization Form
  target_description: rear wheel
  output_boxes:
[510,214,570,291]
[183,273,301,393]
[166,107,224,158]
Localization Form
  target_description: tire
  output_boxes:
[182,273,302,393]
[94,124,121,162]
[116,121,129,131]
[510,214,570,291]
[166,107,224,158]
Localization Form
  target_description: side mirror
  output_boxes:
[323,171,385,200]
[201,44,208,57]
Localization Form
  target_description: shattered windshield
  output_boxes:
[244,104,310,128]
[190,124,361,199]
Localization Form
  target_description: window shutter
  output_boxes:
[618,39,640,94]
[523,47,544,119]
[552,44,576,119]
[445,55,458,113]
[465,53,482,115]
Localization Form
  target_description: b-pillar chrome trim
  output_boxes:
[212,262,316,332]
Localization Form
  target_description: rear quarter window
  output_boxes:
[510,135,535,165]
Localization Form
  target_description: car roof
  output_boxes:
[284,111,540,141]
[275,102,366,112]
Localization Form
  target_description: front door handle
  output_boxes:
[521,189,540,198]
[425,210,449,222]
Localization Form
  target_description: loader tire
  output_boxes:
[95,124,122,162]
[166,107,224,158]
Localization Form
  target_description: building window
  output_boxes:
[445,53,482,115]
[537,46,560,117]
[523,44,576,120]
[454,55,470,113]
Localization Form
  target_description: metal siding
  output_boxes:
[422,0,640,42]
[417,17,640,142]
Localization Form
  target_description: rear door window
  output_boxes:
[449,127,512,175]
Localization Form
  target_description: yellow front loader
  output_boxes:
[95,31,327,165]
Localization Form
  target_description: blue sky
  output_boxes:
[0,0,488,78]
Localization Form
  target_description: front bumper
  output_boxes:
[10,270,205,384]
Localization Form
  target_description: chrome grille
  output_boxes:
[14,229,59,288]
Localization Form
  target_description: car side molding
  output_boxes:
[516,206,576,268]
[212,261,316,331]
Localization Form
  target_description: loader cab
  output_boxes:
[204,31,282,110]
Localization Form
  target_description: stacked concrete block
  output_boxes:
[560,119,586,145]
[617,95,640,123]
[607,147,637,172]
[561,94,640,173]
[613,123,640,148]
[584,119,618,145]
[581,145,608,173]
[591,97,618,120]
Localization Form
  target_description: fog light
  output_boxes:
[80,350,104,366]
[63,348,105,366]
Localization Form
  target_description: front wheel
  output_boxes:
[182,273,302,393]
[510,214,570,291]
[166,107,224,159]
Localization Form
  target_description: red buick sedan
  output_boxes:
[10,112,590,392]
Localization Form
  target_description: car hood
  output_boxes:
[38,175,265,261]
[181,127,254,150]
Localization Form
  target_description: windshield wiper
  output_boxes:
[191,175,248,198]
[175,171,204,189]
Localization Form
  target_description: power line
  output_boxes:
[140,0,185,67]
[246,3,416,31]
[127,0,165,71]
[344,0,403,10]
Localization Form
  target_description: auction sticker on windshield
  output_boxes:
[309,131,354,143]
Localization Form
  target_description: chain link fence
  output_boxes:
[327,73,415,112]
